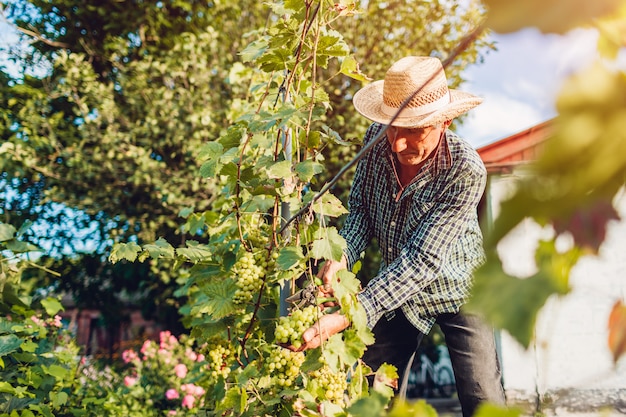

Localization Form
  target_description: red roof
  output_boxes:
[477,119,553,173]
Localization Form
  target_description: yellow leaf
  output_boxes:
[608,300,626,363]
[484,0,623,34]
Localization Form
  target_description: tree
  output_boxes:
[0,0,492,331]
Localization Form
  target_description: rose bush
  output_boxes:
[68,331,211,416]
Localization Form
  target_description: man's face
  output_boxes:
[386,124,445,166]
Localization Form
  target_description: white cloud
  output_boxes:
[460,93,548,147]
[457,27,600,147]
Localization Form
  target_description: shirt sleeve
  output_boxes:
[339,124,382,269]
[357,163,487,329]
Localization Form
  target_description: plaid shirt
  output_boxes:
[341,123,487,333]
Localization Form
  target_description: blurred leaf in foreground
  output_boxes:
[608,300,626,363]
[484,0,623,33]
[468,240,576,348]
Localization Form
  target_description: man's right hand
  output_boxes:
[316,255,347,299]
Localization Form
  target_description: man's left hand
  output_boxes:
[285,312,350,351]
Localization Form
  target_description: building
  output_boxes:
[477,120,626,414]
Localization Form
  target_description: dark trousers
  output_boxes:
[362,309,506,417]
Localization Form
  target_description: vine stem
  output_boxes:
[239,2,323,353]
[278,21,487,235]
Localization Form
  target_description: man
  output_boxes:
[297,56,505,416]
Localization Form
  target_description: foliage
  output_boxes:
[0,0,493,332]
[0,221,80,416]
[66,330,210,416]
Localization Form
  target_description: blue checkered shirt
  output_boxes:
[341,123,487,333]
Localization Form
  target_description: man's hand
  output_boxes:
[317,255,348,298]
[286,312,350,351]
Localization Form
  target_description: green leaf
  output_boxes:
[372,363,398,399]
[306,192,348,218]
[276,246,305,271]
[310,227,346,261]
[41,298,64,316]
[240,36,269,62]
[266,160,292,179]
[4,240,41,254]
[43,364,69,379]
[340,55,371,82]
[109,242,142,263]
[50,391,69,407]
[294,160,324,182]
[200,280,238,320]
[387,399,438,417]
[21,340,38,352]
[177,241,212,262]
[0,223,16,242]
[474,404,523,417]
[0,334,22,357]
[0,380,16,394]
[347,391,390,417]
[466,248,572,348]
[143,237,175,259]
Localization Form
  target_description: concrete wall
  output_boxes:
[487,174,626,412]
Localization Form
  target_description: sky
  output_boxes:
[457,27,602,147]
[0,19,604,148]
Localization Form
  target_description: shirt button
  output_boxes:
[390,221,396,227]
[387,248,392,252]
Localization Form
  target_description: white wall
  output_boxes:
[488,175,626,404]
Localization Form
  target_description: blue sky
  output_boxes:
[457,27,602,147]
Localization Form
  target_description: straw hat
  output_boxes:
[352,56,483,128]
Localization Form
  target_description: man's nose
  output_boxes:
[389,135,407,152]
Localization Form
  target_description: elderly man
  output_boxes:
[296,56,506,416]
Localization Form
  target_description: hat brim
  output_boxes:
[352,80,483,128]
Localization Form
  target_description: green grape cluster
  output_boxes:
[308,365,348,405]
[266,346,305,388]
[232,251,266,304]
[207,343,232,379]
[274,305,321,350]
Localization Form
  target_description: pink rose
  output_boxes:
[193,385,206,397]
[124,376,137,387]
[122,349,139,364]
[165,388,180,400]
[196,354,205,362]
[181,394,195,409]
[185,348,198,361]
[174,363,188,378]
[52,315,63,328]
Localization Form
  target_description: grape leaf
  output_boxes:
[276,246,305,271]
[347,391,390,417]
[474,403,522,417]
[41,298,64,316]
[0,334,22,357]
[294,160,324,182]
[109,242,142,263]
[200,280,238,320]
[177,241,212,262]
[340,55,371,83]
[387,399,438,417]
[0,223,16,242]
[143,237,175,259]
[608,300,626,363]
[310,227,346,261]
